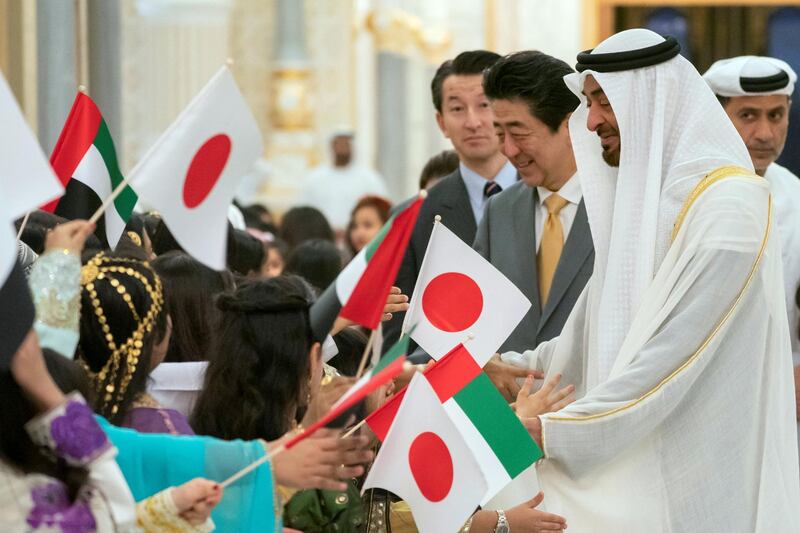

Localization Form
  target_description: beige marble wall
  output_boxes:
[120,0,232,172]
[110,0,584,203]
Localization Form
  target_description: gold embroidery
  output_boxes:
[136,488,209,532]
[549,172,772,423]
[671,165,761,241]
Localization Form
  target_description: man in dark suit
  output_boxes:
[384,50,519,355]
[478,51,594,389]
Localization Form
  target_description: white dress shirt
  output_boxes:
[535,174,583,252]
[460,161,518,225]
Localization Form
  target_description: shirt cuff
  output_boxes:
[25,392,113,467]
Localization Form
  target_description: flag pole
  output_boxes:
[220,444,286,488]
[342,419,366,438]
[88,175,134,224]
[354,328,377,379]
[16,212,31,240]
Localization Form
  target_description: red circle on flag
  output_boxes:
[183,134,232,209]
[408,431,453,502]
[421,272,483,332]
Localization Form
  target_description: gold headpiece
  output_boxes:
[126,231,142,247]
[79,252,164,416]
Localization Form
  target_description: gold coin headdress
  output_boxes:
[79,252,164,416]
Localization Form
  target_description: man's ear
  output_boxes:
[435,111,449,138]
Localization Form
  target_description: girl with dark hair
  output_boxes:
[18,220,375,532]
[278,206,335,252]
[191,275,322,441]
[285,239,343,293]
[77,251,193,435]
[261,238,288,278]
[148,251,234,416]
[346,195,392,256]
[151,252,233,364]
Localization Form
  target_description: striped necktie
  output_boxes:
[483,181,502,198]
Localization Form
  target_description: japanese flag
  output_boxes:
[402,221,531,365]
[0,70,63,219]
[362,373,487,533]
[131,66,262,270]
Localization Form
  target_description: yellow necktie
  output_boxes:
[538,193,569,306]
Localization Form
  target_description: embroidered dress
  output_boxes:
[0,393,137,532]
[25,249,279,531]
[123,394,195,436]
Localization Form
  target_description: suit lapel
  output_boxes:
[512,186,541,326]
[539,199,592,330]
[439,169,477,241]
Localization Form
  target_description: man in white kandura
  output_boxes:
[703,56,800,458]
[502,29,800,532]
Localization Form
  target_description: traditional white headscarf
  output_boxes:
[703,55,797,97]
[563,29,753,386]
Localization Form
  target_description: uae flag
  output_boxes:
[130,66,262,270]
[45,92,136,248]
[310,197,423,337]
[0,70,63,221]
[329,333,409,410]
[366,343,542,505]
[403,221,530,366]
[362,373,487,533]
[283,334,409,449]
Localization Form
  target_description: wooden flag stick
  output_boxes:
[220,444,286,488]
[89,176,132,224]
[16,212,31,240]
[341,419,366,439]
[354,328,377,379]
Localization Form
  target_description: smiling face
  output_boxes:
[722,94,790,175]
[435,74,501,166]
[491,98,575,190]
[582,75,621,167]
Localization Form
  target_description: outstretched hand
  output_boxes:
[506,491,568,532]
[484,354,544,402]
[381,286,409,321]
[331,286,409,335]
[514,373,575,418]
[271,429,373,492]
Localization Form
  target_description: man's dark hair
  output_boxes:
[483,51,579,132]
[431,50,502,113]
[419,150,460,189]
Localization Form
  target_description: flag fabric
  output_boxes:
[130,66,262,270]
[366,343,542,504]
[335,197,423,329]
[331,333,409,410]
[309,197,422,338]
[283,334,410,449]
[0,71,63,220]
[0,196,16,286]
[46,92,136,248]
[362,373,487,533]
[402,221,530,365]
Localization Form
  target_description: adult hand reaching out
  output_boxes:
[514,373,574,418]
[468,491,567,532]
[484,353,543,402]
